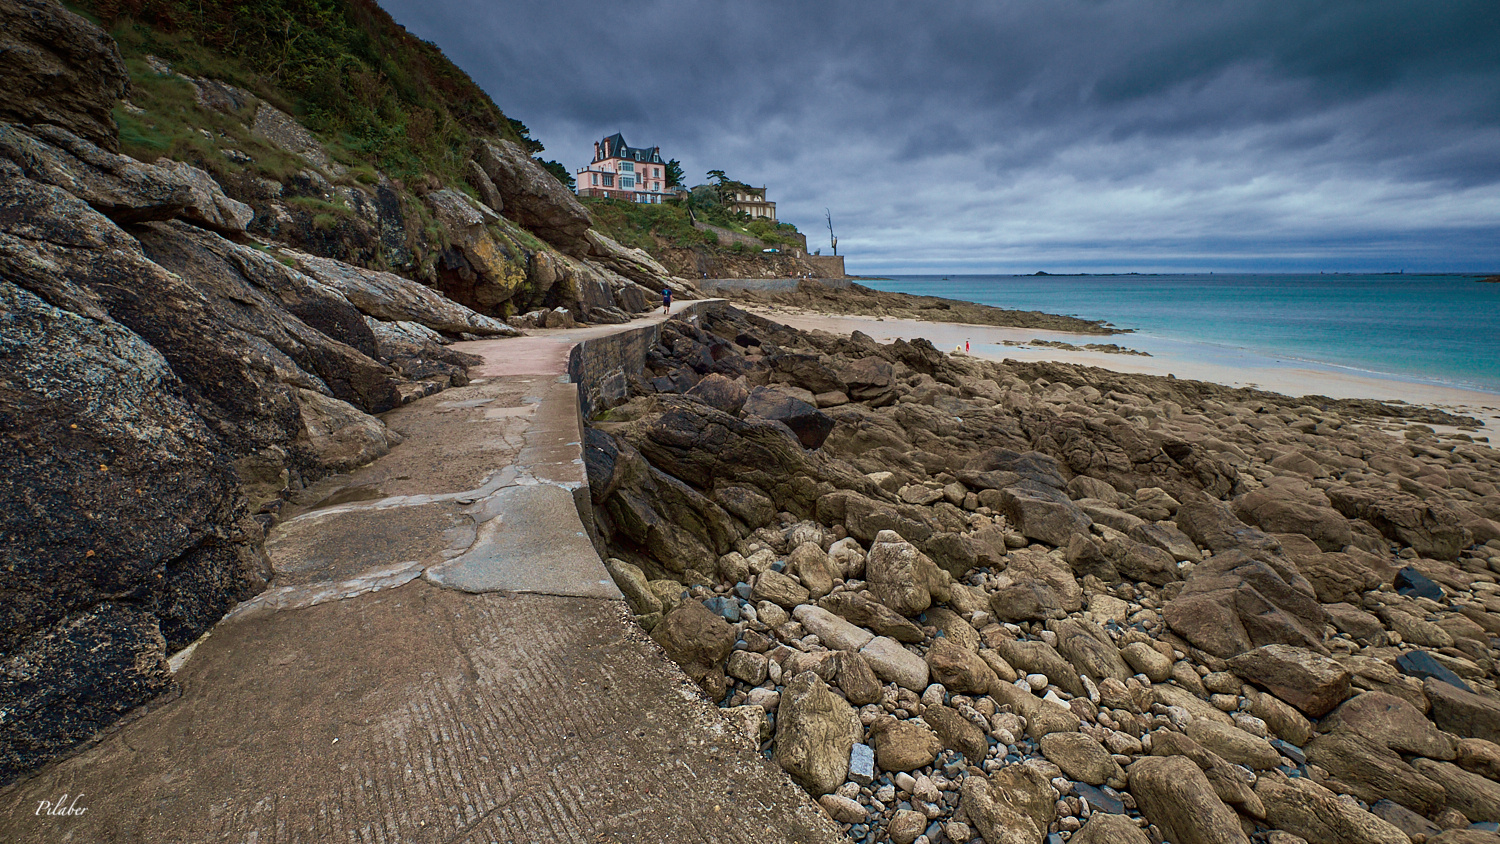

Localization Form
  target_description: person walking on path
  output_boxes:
[662,287,673,314]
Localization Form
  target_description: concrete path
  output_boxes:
[1,309,844,843]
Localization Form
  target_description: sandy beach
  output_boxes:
[748,306,1500,436]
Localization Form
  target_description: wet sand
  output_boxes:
[748,307,1500,435]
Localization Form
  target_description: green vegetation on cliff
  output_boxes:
[70,0,546,182]
[583,199,716,252]
[582,195,803,256]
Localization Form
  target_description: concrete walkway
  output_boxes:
[1,309,844,843]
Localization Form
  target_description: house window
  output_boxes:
[621,176,634,188]
[591,173,599,186]
[602,174,614,187]
[620,162,634,172]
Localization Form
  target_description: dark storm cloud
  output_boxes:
[377,0,1500,272]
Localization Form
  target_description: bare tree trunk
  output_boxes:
[825,208,838,256]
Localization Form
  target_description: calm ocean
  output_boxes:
[859,274,1500,396]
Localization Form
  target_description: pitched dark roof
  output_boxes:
[597,132,663,164]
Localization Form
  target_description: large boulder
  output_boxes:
[0,220,263,783]
[1103,534,1181,586]
[583,229,681,293]
[1304,729,1447,815]
[1275,535,1392,605]
[625,396,872,520]
[1163,549,1326,659]
[291,252,518,337]
[424,188,532,309]
[965,449,1068,490]
[1234,486,1353,552]
[742,385,835,450]
[772,671,858,795]
[1073,815,1150,844]
[685,374,749,416]
[1424,676,1500,744]
[925,638,998,695]
[989,679,1081,737]
[858,636,929,691]
[1254,771,1414,844]
[1175,492,1282,556]
[921,705,988,762]
[843,356,896,404]
[988,580,1063,622]
[1050,618,1131,683]
[649,600,736,698]
[131,222,407,424]
[150,158,254,233]
[960,765,1058,844]
[1128,755,1249,844]
[0,603,174,784]
[1039,732,1125,787]
[473,139,593,256]
[871,717,941,772]
[1322,691,1459,760]
[1328,485,1472,561]
[767,352,846,395]
[818,591,925,643]
[1411,758,1500,823]
[1148,731,1266,818]
[995,481,1094,547]
[0,0,127,150]
[1227,644,1351,718]
[993,637,1086,697]
[864,530,945,617]
[793,604,873,651]
[1184,718,1282,771]
[0,123,188,222]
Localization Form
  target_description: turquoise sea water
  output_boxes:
[858,274,1500,396]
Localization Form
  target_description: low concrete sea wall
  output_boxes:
[698,277,855,293]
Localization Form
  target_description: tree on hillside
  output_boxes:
[539,159,575,190]
[707,170,755,208]
[665,158,685,188]
[825,208,838,256]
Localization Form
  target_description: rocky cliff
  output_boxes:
[0,0,690,783]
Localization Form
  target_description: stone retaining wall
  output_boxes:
[567,301,722,418]
[803,254,846,277]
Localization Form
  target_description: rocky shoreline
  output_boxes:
[716,279,1125,335]
[587,304,1500,844]
[1004,339,1152,357]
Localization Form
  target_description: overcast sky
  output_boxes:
[378,0,1500,274]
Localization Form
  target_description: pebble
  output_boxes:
[913,774,941,803]
[921,684,946,708]
[746,686,779,710]
[849,742,876,785]
[1270,738,1306,766]
[818,793,866,823]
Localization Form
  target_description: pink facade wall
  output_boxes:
[576,139,670,202]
